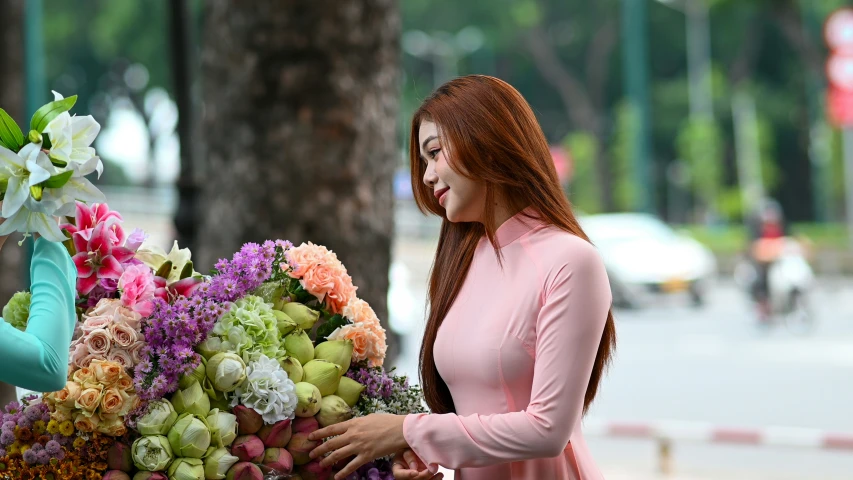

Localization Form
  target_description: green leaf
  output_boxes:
[0,109,24,151]
[30,95,77,133]
[42,170,74,189]
[315,314,348,342]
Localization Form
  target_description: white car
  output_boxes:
[579,213,718,308]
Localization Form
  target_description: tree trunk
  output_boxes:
[197,0,401,362]
[0,0,26,302]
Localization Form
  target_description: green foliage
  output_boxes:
[676,117,724,209]
[610,102,641,211]
[563,131,601,214]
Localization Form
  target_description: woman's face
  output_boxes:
[419,121,486,223]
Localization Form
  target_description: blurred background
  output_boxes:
[2,0,853,478]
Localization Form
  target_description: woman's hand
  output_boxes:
[308,413,408,480]
[391,449,443,480]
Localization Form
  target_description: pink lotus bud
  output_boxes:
[107,441,133,472]
[286,431,319,466]
[233,405,263,435]
[132,472,169,480]
[225,462,263,480]
[103,471,131,480]
[231,434,265,463]
[291,416,319,435]
[262,447,294,475]
[258,419,292,448]
[297,459,332,480]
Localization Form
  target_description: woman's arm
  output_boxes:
[0,237,77,392]
[403,243,612,470]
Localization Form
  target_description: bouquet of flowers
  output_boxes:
[0,92,425,480]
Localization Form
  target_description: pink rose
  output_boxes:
[128,341,145,365]
[114,305,143,331]
[81,315,112,334]
[107,349,134,370]
[108,322,138,348]
[118,264,156,317]
[86,329,113,356]
[87,298,122,317]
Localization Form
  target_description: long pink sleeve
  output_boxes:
[404,240,611,470]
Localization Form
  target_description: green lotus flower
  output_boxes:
[167,457,205,480]
[136,399,178,436]
[170,380,211,418]
[167,413,212,459]
[131,435,173,472]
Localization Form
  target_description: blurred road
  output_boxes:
[389,238,853,480]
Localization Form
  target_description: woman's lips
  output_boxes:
[434,187,449,207]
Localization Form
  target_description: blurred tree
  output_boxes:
[0,0,25,301]
[196,0,401,361]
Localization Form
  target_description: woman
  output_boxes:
[309,75,616,480]
[0,203,77,399]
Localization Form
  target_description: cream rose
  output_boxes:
[53,381,83,409]
[85,329,112,356]
[108,322,138,348]
[73,412,101,433]
[100,387,130,415]
[75,387,104,413]
[91,359,123,386]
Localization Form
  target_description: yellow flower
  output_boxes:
[33,420,46,435]
[19,445,29,455]
[73,437,86,449]
[59,421,74,437]
[46,420,59,434]
[7,444,19,455]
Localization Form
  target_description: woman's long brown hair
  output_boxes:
[409,75,616,415]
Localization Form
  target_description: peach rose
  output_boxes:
[107,349,133,370]
[53,381,83,409]
[100,387,129,415]
[116,372,134,392]
[72,367,97,388]
[75,386,104,413]
[98,416,127,436]
[301,262,356,314]
[52,406,73,423]
[91,360,123,386]
[108,322,138,348]
[73,412,100,433]
[286,242,339,278]
[328,322,386,367]
[85,329,113,356]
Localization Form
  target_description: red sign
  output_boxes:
[825,8,853,126]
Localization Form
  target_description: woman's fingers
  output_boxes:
[309,433,350,461]
[318,442,357,469]
[333,453,370,480]
[403,449,420,470]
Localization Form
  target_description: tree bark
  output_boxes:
[0,0,26,302]
[197,0,401,361]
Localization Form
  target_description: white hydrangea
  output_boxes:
[230,354,298,423]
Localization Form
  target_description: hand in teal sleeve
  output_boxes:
[0,237,77,392]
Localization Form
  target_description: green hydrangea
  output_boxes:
[2,291,31,331]
[209,295,283,363]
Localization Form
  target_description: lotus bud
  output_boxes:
[315,395,353,428]
[292,417,319,435]
[207,409,238,447]
[335,377,365,408]
[273,310,297,336]
[286,432,318,466]
[131,435,173,472]
[262,447,294,475]
[167,413,212,459]
[133,472,168,480]
[103,471,131,480]
[196,336,223,360]
[203,447,240,480]
[313,340,353,373]
[178,360,207,390]
[294,382,322,417]
[302,360,342,396]
[107,441,133,471]
[283,330,314,366]
[297,459,332,480]
[231,434,265,463]
[137,399,178,436]
[170,380,211,418]
[167,457,205,480]
[225,462,263,480]
[278,356,304,383]
[206,352,247,393]
[258,419,292,448]
[280,302,320,331]
[233,405,264,435]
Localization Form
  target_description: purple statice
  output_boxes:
[345,364,426,417]
[207,241,278,303]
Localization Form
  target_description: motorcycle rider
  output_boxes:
[745,198,790,322]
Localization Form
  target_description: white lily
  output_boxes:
[0,143,53,218]
[42,91,103,177]
[136,240,197,282]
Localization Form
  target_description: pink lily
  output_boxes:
[62,202,123,236]
[153,276,204,302]
[72,222,136,295]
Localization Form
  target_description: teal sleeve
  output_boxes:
[0,237,77,392]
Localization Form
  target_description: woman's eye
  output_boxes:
[429,148,440,159]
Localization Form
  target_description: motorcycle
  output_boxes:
[733,237,816,334]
